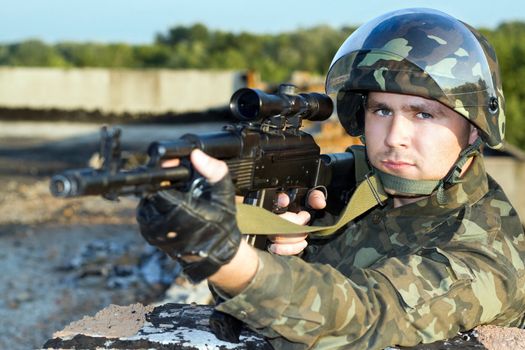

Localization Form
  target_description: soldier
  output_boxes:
[136,8,525,349]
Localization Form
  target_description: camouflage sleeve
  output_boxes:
[216,231,525,349]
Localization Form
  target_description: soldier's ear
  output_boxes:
[468,125,479,144]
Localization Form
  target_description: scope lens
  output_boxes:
[233,89,260,121]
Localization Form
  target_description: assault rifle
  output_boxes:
[50,84,356,224]
[49,83,357,343]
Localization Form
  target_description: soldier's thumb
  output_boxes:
[190,149,229,184]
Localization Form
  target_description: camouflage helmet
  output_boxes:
[325,8,506,149]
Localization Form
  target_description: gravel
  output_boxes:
[0,122,215,349]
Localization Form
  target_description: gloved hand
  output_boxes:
[136,171,241,283]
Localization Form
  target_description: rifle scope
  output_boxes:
[229,85,333,122]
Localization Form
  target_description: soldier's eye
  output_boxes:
[375,109,392,117]
[416,112,433,119]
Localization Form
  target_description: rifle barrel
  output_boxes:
[50,166,191,198]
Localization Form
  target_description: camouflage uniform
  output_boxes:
[212,9,525,349]
[216,155,525,349]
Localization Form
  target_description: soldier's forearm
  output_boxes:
[209,240,259,296]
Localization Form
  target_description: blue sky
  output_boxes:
[1,0,523,44]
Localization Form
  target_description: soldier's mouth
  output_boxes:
[381,160,415,171]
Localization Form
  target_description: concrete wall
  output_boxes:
[485,157,525,224]
[0,67,245,114]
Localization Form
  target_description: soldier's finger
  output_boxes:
[190,149,229,184]
[278,211,311,225]
[308,189,327,209]
[268,240,308,255]
[268,233,308,244]
[277,192,290,208]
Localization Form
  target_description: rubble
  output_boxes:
[44,303,272,350]
[475,325,525,350]
[52,303,155,339]
[43,302,525,350]
[57,239,181,291]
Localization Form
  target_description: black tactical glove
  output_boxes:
[136,174,241,283]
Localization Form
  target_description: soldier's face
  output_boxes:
[364,92,478,181]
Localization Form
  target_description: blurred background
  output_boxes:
[0,1,524,348]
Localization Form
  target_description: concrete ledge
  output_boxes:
[41,303,504,350]
[43,303,272,349]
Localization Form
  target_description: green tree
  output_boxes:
[480,22,525,149]
[6,40,68,67]
[56,42,137,67]
[133,44,171,67]
[156,23,210,46]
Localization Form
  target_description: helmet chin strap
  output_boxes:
[373,169,440,197]
[373,138,483,204]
